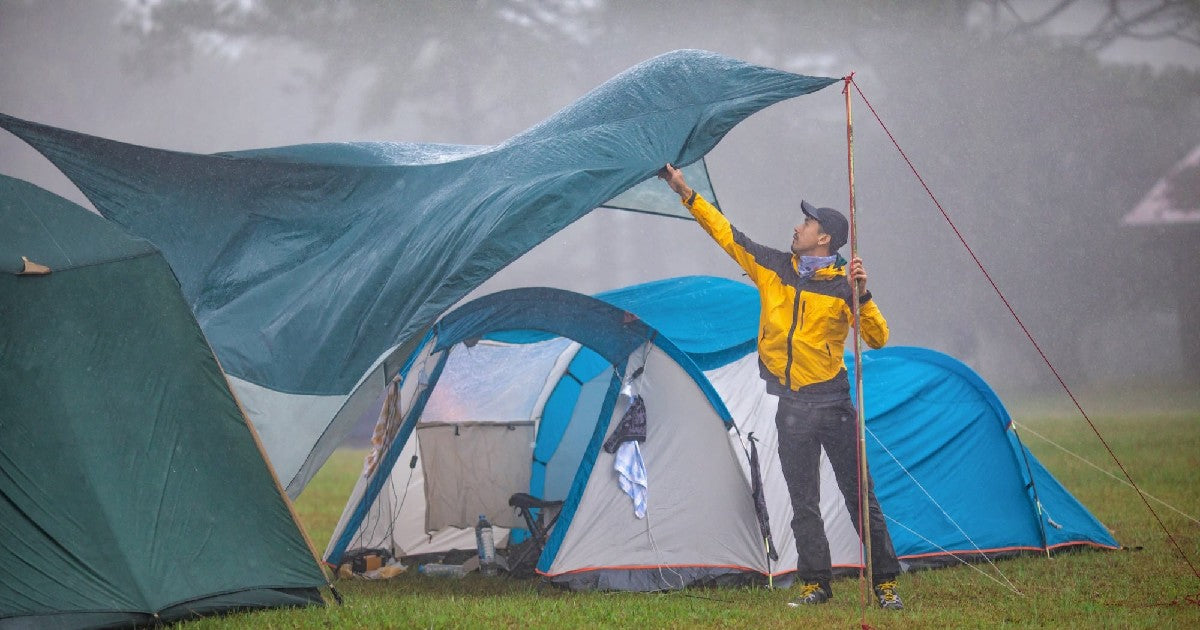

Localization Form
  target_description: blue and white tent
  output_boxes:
[325,276,1118,591]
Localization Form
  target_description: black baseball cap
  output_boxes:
[800,200,848,253]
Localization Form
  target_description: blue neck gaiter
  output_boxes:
[797,254,838,279]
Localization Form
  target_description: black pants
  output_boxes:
[774,396,900,594]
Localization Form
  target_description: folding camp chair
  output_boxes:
[506,492,563,576]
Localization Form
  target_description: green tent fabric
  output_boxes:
[0,50,838,496]
[0,174,328,628]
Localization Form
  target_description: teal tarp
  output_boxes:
[1,50,837,493]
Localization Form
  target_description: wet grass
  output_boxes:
[183,406,1200,629]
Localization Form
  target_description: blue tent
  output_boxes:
[326,276,1118,591]
[0,50,836,496]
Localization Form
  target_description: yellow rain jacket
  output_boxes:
[685,193,889,399]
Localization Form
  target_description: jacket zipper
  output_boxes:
[784,292,803,389]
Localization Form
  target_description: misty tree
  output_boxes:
[117,0,606,141]
[977,0,1200,52]
[116,1,1200,139]
[835,4,1200,380]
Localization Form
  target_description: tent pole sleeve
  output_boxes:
[844,73,873,593]
[1011,425,1054,557]
[537,362,627,575]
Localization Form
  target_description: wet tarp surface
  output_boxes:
[0,50,836,492]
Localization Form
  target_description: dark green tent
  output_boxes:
[0,174,329,628]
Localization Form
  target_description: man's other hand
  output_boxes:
[848,256,869,297]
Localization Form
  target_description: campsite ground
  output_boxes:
[189,387,1198,629]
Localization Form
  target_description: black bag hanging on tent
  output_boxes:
[604,365,648,453]
[748,432,779,561]
[603,394,647,454]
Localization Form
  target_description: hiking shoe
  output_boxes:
[874,580,903,610]
[787,582,830,606]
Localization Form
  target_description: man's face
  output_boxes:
[791,215,829,256]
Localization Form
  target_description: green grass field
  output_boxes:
[186,397,1199,629]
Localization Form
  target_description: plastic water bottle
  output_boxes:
[475,514,497,576]
[417,563,466,578]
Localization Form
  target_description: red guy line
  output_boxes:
[848,76,1199,583]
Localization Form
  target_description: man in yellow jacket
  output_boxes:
[658,164,903,610]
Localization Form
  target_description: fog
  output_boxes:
[2,0,1198,406]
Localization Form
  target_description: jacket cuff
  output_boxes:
[684,190,698,207]
[859,290,873,304]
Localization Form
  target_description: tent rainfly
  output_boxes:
[325,275,1119,591]
[0,174,330,628]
